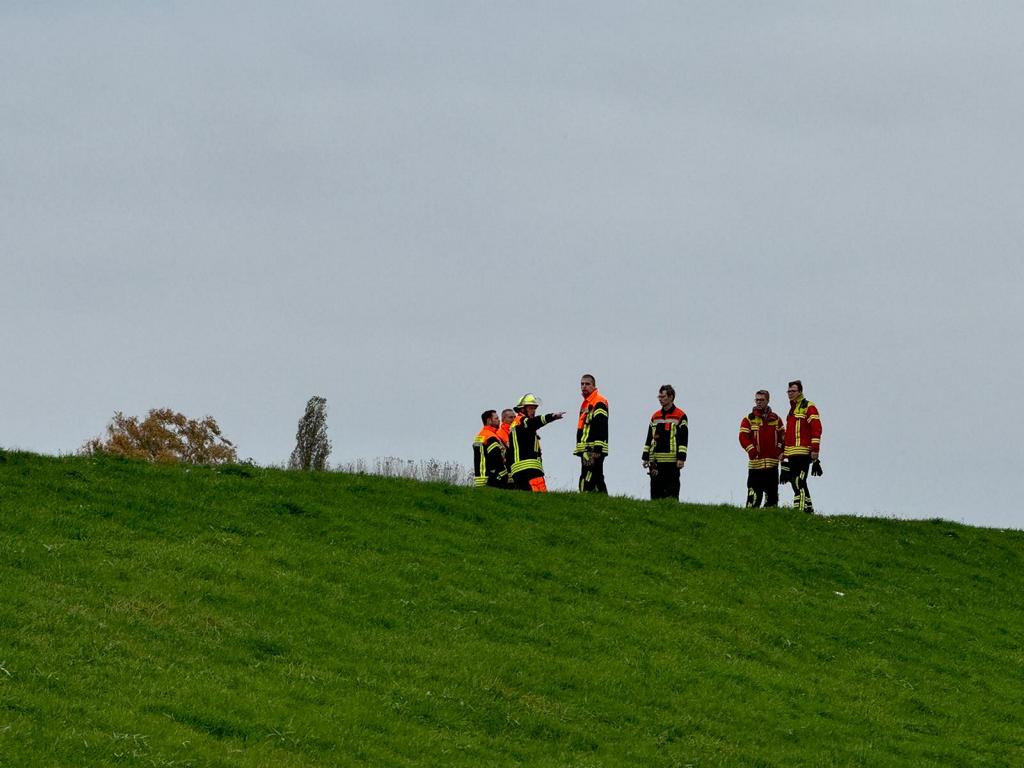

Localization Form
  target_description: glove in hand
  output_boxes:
[779,461,791,485]
[811,459,823,477]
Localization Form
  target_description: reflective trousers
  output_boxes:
[786,455,814,513]
[745,467,779,508]
[579,456,608,494]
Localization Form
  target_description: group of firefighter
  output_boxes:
[473,375,823,513]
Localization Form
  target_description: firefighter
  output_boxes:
[495,408,516,447]
[779,379,823,513]
[642,384,688,500]
[508,394,565,492]
[738,390,785,508]
[575,374,609,494]
[472,410,508,488]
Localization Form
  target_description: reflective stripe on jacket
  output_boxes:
[509,413,558,476]
[642,406,688,463]
[473,426,507,486]
[739,409,784,469]
[575,391,609,456]
[784,397,822,457]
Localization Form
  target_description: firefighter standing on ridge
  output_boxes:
[496,408,515,447]
[508,394,565,492]
[575,374,609,493]
[642,384,688,500]
[780,379,823,513]
[472,410,508,488]
[497,407,517,488]
[738,390,785,508]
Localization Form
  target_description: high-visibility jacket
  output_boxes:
[509,413,559,476]
[739,408,785,469]
[784,397,822,457]
[575,390,609,456]
[642,406,688,464]
[495,421,511,447]
[472,425,507,487]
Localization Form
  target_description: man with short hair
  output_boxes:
[495,408,516,447]
[780,380,823,513]
[575,374,609,493]
[508,394,565,492]
[472,410,508,488]
[642,385,688,500]
[496,407,517,488]
[738,390,785,508]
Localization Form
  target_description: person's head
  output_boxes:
[580,374,596,398]
[516,393,541,417]
[754,390,770,411]
[787,380,803,403]
[481,409,499,427]
[657,384,675,408]
[501,408,515,424]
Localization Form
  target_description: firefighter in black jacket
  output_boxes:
[642,384,688,500]
[473,410,508,488]
[508,393,565,492]
[575,373,610,493]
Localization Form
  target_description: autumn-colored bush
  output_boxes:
[81,408,238,464]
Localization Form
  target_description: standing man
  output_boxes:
[780,379,823,513]
[738,390,785,508]
[575,374,609,494]
[508,394,565,492]
[495,408,516,447]
[499,406,521,488]
[473,410,508,488]
[642,384,688,500]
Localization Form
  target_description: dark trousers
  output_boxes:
[746,467,779,508]
[649,463,681,500]
[786,455,814,512]
[579,456,608,494]
[512,469,545,492]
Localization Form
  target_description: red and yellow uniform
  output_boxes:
[784,397,822,457]
[783,396,822,512]
[472,425,507,488]
[739,409,784,469]
[739,408,784,508]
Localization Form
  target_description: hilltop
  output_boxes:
[1,451,1022,767]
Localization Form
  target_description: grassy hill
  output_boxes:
[1,451,1022,767]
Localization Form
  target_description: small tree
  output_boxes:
[289,395,332,471]
[81,408,238,464]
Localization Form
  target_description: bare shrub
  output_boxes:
[288,395,332,471]
[338,456,473,486]
[81,408,238,464]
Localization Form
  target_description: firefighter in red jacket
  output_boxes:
[642,384,688,500]
[508,394,565,492]
[575,373,609,494]
[473,410,508,488]
[780,379,823,513]
[738,389,785,508]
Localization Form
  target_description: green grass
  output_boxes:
[1,450,1022,767]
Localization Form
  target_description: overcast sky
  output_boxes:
[3,3,1022,528]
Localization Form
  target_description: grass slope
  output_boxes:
[1,451,1022,767]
